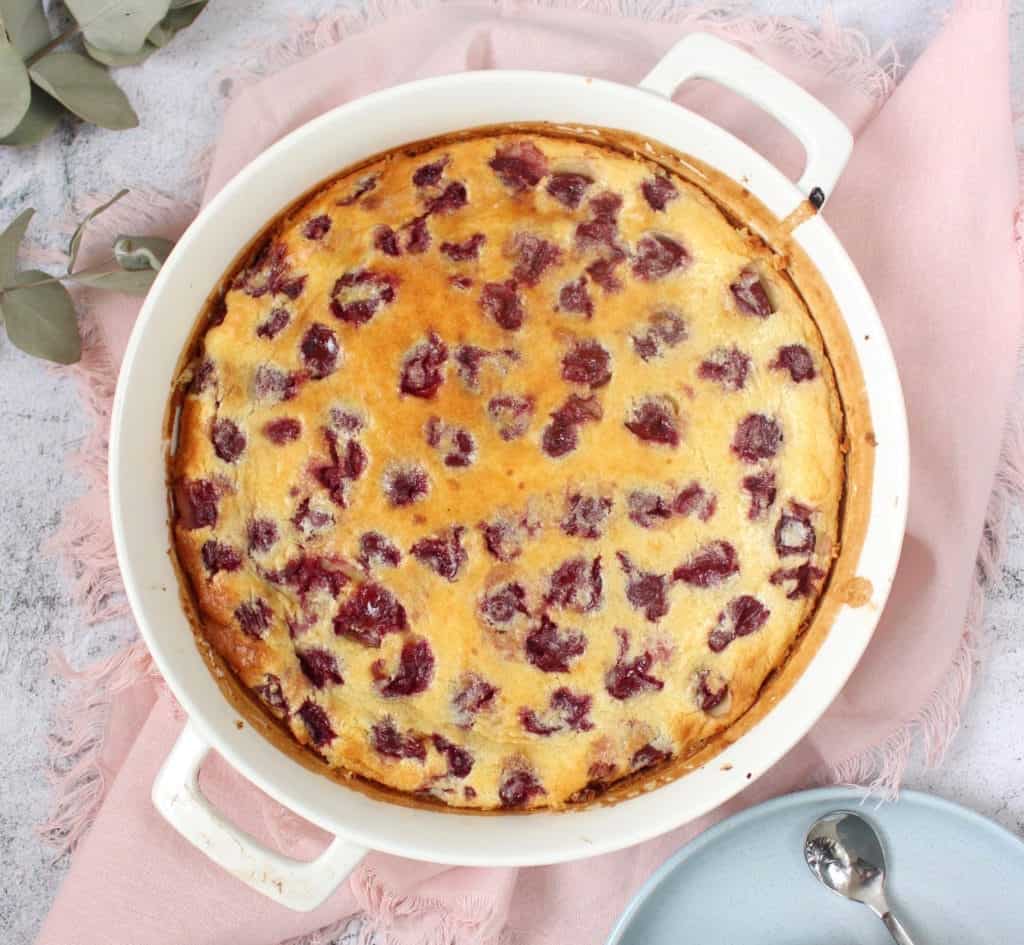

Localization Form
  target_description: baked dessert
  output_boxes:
[171,130,844,810]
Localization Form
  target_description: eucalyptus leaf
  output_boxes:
[68,188,129,272]
[170,0,206,7]
[2,269,81,363]
[147,1,205,47]
[29,53,138,130]
[0,90,64,146]
[83,38,156,67]
[73,267,156,295]
[0,0,52,57]
[65,0,170,56]
[0,33,32,137]
[113,234,172,271]
[0,207,33,288]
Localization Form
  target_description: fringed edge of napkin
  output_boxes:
[36,8,1021,945]
[221,0,900,104]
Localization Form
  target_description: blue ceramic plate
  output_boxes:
[607,787,1024,945]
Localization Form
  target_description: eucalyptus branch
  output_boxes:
[0,256,118,292]
[24,24,82,68]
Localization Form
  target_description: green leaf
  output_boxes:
[2,269,81,363]
[0,207,33,287]
[0,31,32,137]
[113,234,172,271]
[83,38,156,67]
[147,1,204,47]
[0,89,64,146]
[67,188,129,272]
[0,0,52,57]
[65,0,170,56]
[73,267,155,295]
[29,52,138,130]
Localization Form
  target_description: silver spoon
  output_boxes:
[804,810,917,945]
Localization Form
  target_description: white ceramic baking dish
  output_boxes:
[109,33,908,912]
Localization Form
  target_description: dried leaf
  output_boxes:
[147,1,205,47]
[0,0,51,57]
[0,207,33,287]
[113,234,172,271]
[2,269,81,363]
[65,0,170,56]
[83,38,156,67]
[0,31,31,137]
[68,188,129,272]
[73,267,156,295]
[0,89,64,146]
[29,52,138,130]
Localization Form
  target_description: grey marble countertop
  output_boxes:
[2,2,1023,942]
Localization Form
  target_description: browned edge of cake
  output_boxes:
[162,122,875,815]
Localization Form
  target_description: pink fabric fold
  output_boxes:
[36,3,1023,945]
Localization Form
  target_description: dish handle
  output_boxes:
[152,722,367,912]
[639,33,853,208]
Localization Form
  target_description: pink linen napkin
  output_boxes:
[36,3,1023,944]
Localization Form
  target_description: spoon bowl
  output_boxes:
[804,810,916,945]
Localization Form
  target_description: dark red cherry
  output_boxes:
[303,215,332,240]
[235,598,272,639]
[708,595,770,652]
[546,172,592,209]
[372,718,425,761]
[673,482,716,521]
[384,464,429,507]
[432,735,473,778]
[376,638,435,697]
[673,541,739,587]
[605,628,664,699]
[480,280,525,331]
[771,344,815,382]
[545,556,603,613]
[453,674,498,727]
[499,767,545,807]
[201,540,241,576]
[625,397,680,447]
[561,493,612,539]
[525,615,587,672]
[627,490,673,528]
[775,502,816,556]
[441,233,485,261]
[400,332,448,398]
[561,339,611,388]
[479,581,529,627]
[298,648,344,688]
[558,277,594,317]
[412,156,448,187]
[330,269,397,325]
[247,517,278,552]
[263,417,302,444]
[641,176,678,211]
[297,700,336,747]
[742,471,777,520]
[616,552,670,622]
[359,531,401,570]
[510,232,562,287]
[410,527,467,581]
[333,582,408,646]
[730,268,773,317]
[633,234,689,280]
[300,323,340,379]
[732,414,783,463]
[489,141,549,191]
[211,418,246,463]
[698,347,750,391]
[256,308,290,340]
[255,673,288,716]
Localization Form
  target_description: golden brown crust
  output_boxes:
[168,126,861,811]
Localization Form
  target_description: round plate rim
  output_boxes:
[606,786,1024,945]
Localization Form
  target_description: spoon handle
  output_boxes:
[882,911,916,945]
